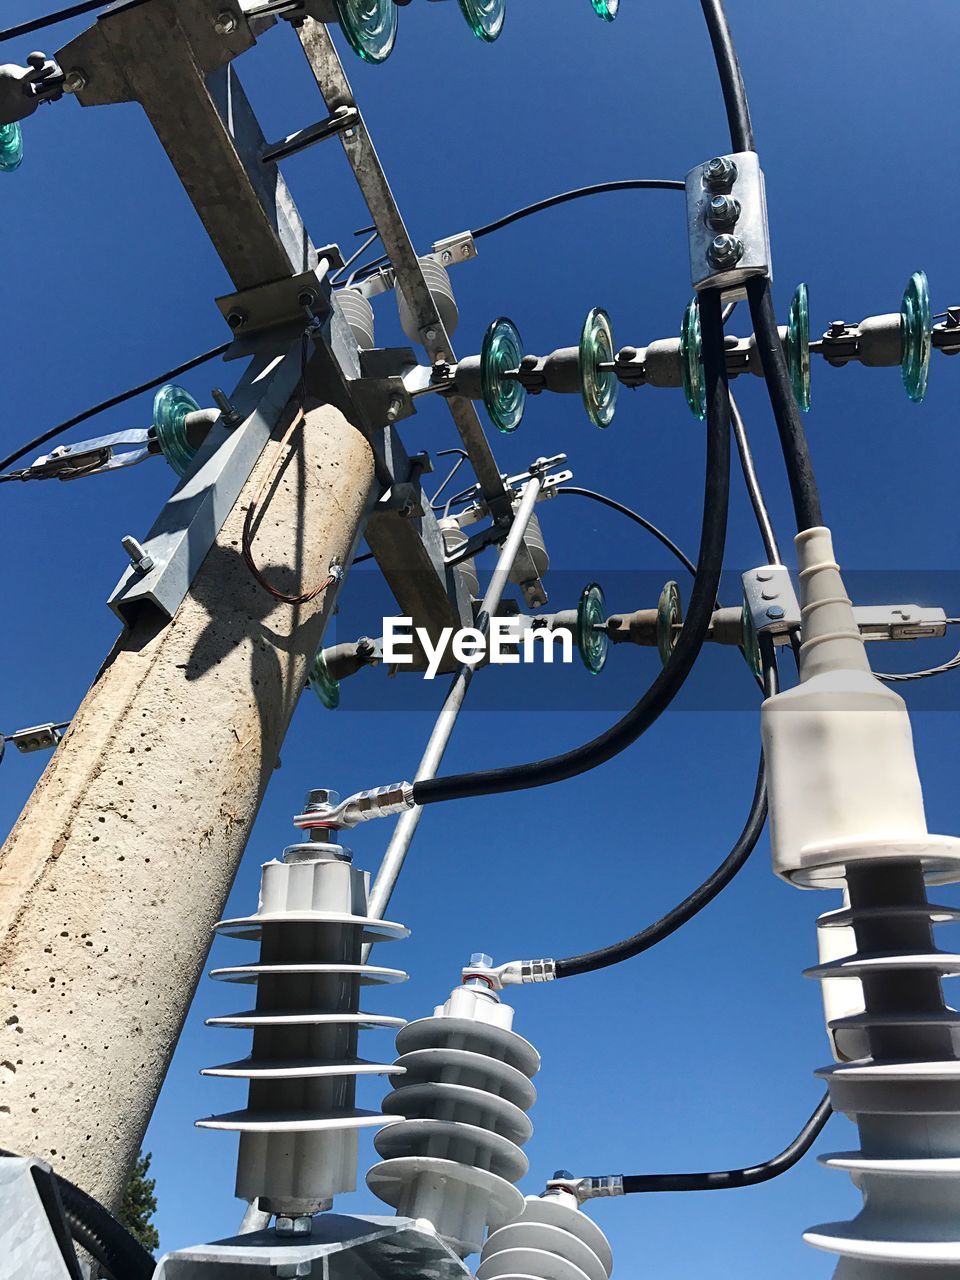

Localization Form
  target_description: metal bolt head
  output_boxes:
[275,1215,313,1237]
[386,396,403,421]
[304,788,339,811]
[707,234,745,270]
[298,289,317,309]
[766,605,785,620]
[552,1169,574,1181]
[226,310,247,331]
[440,250,452,263]
[706,194,741,229]
[469,952,493,968]
[703,155,738,190]
[63,69,88,93]
[213,10,238,33]
[424,328,438,342]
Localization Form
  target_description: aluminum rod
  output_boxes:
[293,18,511,519]
[362,476,543,938]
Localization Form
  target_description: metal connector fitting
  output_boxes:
[742,565,801,638]
[292,782,415,831]
[460,958,557,990]
[686,152,770,292]
[544,1174,624,1204]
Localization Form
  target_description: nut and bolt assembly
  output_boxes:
[706,194,741,229]
[702,155,738,190]
[213,10,238,34]
[707,233,745,270]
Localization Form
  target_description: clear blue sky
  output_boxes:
[3,2,960,1275]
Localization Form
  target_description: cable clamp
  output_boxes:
[292,782,415,831]
[686,152,771,296]
[545,1174,624,1204]
[742,564,801,638]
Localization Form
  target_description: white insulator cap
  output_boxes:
[367,983,539,1257]
[761,526,960,887]
[479,1191,614,1280]
[197,842,409,1216]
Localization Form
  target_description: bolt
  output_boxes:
[276,1265,310,1279]
[829,320,847,336]
[121,535,154,575]
[707,234,744,270]
[424,328,438,342]
[755,570,773,581]
[211,388,242,428]
[441,250,452,263]
[386,396,403,421]
[766,605,785,620]
[702,155,738,190]
[617,346,638,362]
[304,788,339,812]
[63,69,88,93]
[469,952,493,968]
[706,193,741,229]
[552,1170,574,1181]
[213,9,238,33]
[298,289,317,309]
[460,244,471,257]
[275,1215,314,1237]
[226,310,247,331]
[760,589,779,601]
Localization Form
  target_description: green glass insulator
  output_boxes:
[153,383,201,476]
[657,580,683,667]
[308,647,341,709]
[741,600,762,679]
[579,306,619,428]
[591,0,618,19]
[0,122,24,173]
[334,0,397,63]
[900,270,932,404]
[786,282,811,412]
[480,317,526,434]
[458,0,505,41]
[679,298,706,421]
[577,582,608,675]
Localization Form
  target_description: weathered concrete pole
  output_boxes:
[0,398,376,1209]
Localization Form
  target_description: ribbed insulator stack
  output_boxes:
[479,1188,614,1280]
[804,864,960,1276]
[196,794,409,1217]
[367,979,539,1256]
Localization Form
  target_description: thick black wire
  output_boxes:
[618,1092,832,1193]
[0,342,230,474]
[412,287,732,807]
[554,649,775,980]
[698,0,755,152]
[0,0,112,43]
[470,180,686,239]
[0,1149,154,1279]
[746,277,823,531]
[697,0,823,532]
[556,487,696,577]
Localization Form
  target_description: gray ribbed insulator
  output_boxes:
[397,258,459,343]
[438,518,479,599]
[479,1190,614,1280]
[335,288,376,350]
[804,896,960,1274]
[509,508,548,584]
[366,983,539,1257]
[196,830,409,1216]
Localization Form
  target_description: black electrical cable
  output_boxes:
[412,286,732,807]
[617,1091,832,1193]
[697,0,823,533]
[0,0,113,43]
[470,179,686,239]
[555,487,696,578]
[0,342,230,475]
[698,0,755,152]
[746,277,823,531]
[553,651,775,980]
[0,1150,154,1280]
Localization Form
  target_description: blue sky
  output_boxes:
[3,1,960,1276]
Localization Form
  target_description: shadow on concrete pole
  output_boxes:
[0,396,376,1209]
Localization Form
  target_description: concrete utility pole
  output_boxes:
[0,396,376,1209]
